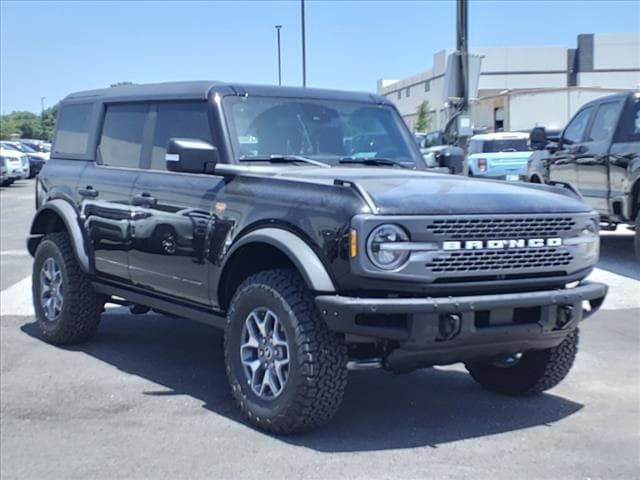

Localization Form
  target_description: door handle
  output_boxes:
[132,192,157,207]
[78,186,99,198]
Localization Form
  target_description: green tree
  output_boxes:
[415,101,432,132]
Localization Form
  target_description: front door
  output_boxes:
[128,101,223,305]
[549,105,595,192]
[80,103,149,281]
[576,100,624,215]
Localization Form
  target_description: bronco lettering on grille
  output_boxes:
[442,238,563,251]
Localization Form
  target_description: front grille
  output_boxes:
[426,217,575,239]
[427,248,573,273]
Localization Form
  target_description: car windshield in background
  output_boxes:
[223,96,421,168]
[483,139,530,153]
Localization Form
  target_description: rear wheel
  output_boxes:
[32,232,103,345]
[224,269,348,434]
[465,330,579,395]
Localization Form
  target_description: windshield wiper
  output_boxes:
[339,157,411,169]
[239,155,330,168]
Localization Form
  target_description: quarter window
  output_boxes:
[53,103,93,156]
[588,102,621,142]
[150,102,212,170]
[563,106,593,145]
[98,104,147,168]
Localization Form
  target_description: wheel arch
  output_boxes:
[217,228,336,310]
[27,199,92,273]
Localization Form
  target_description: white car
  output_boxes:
[0,148,29,186]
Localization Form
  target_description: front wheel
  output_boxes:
[224,269,348,434]
[465,330,579,395]
[32,232,104,345]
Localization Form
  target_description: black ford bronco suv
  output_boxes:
[29,82,607,433]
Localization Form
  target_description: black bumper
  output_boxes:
[316,281,607,368]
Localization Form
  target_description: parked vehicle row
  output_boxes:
[0,147,30,186]
[0,140,50,184]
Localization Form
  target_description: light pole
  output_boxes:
[275,25,282,86]
[300,0,306,87]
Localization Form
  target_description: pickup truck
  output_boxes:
[528,91,640,258]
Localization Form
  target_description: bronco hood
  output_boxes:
[275,167,591,215]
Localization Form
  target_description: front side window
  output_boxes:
[150,102,212,170]
[223,96,421,167]
[98,104,147,168]
[563,106,594,145]
[53,103,93,156]
[588,102,622,142]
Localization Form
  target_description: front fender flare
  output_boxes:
[27,199,92,273]
[223,227,336,293]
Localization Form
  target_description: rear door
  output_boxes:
[128,101,223,305]
[609,95,640,221]
[575,99,625,214]
[80,103,149,281]
[549,105,595,191]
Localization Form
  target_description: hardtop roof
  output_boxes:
[61,81,389,105]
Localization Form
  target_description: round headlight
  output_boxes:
[366,224,410,270]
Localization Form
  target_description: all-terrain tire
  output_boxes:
[32,232,103,345]
[465,329,579,395]
[224,269,348,434]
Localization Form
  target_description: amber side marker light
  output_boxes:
[349,229,358,258]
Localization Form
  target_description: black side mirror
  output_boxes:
[529,127,547,150]
[166,138,219,173]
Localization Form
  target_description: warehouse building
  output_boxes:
[377,33,640,132]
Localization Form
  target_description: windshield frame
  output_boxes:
[221,94,425,169]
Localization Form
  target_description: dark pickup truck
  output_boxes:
[527,91,640,258]
[29,82,606,433]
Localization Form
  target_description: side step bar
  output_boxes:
[93,281,226,329]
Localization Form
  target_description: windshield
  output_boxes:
[223,96,422,167]
[482,139,530,153]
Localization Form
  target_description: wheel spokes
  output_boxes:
[240,307,290,399]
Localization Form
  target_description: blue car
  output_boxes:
[466,132,532,181]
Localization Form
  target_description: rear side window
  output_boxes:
[53,103,93,156]
[615,97,640,143]
[563,106,593,144]
[150,102,211,170]
[98,104,147,168]
[587,101,622,142]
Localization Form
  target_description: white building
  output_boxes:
[377,33,640,132]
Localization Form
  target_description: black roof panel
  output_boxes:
[62,81,388,105]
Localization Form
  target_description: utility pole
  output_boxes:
[456,0,468,112]
[40,97,45,117]
[300,0,307,87]
[275,25,283,86]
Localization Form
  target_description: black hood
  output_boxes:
[274,167,591,215]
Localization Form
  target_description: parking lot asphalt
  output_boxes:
[1,178,639,479]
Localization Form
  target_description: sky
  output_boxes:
[1,0,639,113]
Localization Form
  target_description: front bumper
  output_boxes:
[316,281,607,368]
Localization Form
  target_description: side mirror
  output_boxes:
[165,138,219,173]
[529,127,547,150]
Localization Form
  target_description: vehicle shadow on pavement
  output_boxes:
[597,233,639,281]
[21,312,584,451]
